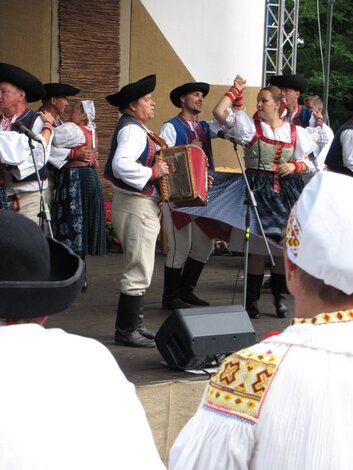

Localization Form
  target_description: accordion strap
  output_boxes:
[147,130,169,149]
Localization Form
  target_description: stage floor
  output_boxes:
[46,249,294,386]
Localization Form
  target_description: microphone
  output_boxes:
[217,130,246,147]
[15,121,43,143]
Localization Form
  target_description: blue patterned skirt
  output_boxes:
[0,187,9,210]
[173,170,304,254]
[52,167,106,258]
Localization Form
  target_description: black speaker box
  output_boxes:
[155,305,256,370]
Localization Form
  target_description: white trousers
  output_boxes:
[112,191,161,296]
[162,203,213,269]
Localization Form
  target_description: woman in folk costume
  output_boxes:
[52,100,106,289]
[210,75,317,319]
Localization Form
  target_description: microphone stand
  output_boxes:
[27,138,53,238]
[229,139,275,309]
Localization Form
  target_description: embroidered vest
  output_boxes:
[245,119,297,171]
[167,115,215,170]
[12,109,48,182]
[104,114,157,195]
[325,119,353,177]
[291,105,312,128]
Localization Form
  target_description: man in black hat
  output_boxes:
[0,63,54,223]
[269,74,313,127]
[38,83,93,206]
[159,82,216,310]
[325,100,353,176]
[0,209,165,469]
[104,75,170,348]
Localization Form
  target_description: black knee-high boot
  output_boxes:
[246,273,264,319]
[162,266,191,310]
[180,258,209,306]
[115,293,156,348]
[271,273,289,318]
[137,296,156,339]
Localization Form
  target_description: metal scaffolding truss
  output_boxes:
[262,0,300,86]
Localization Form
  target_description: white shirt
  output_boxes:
[159,119,217,147]
[169,310,353,470]
[112,123,155,192]
[0,323,165,470]
[341,128,353,171]
[0,115,51,193]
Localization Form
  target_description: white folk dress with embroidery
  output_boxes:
[169,310,353,470]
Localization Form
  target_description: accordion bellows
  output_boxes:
[157,145,208,206]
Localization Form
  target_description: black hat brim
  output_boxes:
[170,82,210,107]
[0,238,84,319]
[43,83,80,99]
[0,62,45,102]
[269,74,308,94]
[106,74,156,108]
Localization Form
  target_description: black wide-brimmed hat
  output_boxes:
[170,82,210,108]
[0,210,84,319]
[269,74,308,93]
[0,62,45,102]
[106,74,156,108]
[43,83,80,99]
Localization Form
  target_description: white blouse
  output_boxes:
[169,310,353,470]
[210,109,317,172]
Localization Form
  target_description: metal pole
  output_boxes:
[323,0,334,123]
[291,0,300,73]
[277,0,285,73]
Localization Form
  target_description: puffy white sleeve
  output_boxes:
[169,398,255,470]
[304,124,334,171]
[112,124,153,189]
[293,126,317,173]
[211,109,256,145]
[48,123,86,169]
[52,122,85,148]
[0,116,49,179]
[159,122,177,147]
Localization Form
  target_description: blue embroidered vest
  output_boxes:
[325,119,353,176]
[292,105,312,128]
[167,115,215,170]
[104,114,157,195]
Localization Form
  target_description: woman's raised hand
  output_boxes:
[234,75,247,91]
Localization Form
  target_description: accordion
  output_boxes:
[157,145,208,206]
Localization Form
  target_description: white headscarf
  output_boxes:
[286,171,353,294]
[82,100,96,148]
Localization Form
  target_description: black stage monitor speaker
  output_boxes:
[155,305,256,370]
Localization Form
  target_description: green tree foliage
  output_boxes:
[296,0,353,129]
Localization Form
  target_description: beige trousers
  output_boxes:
[112,191,161,296]
[12,191,41,225]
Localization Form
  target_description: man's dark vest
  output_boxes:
[167,115,215,170]
[104,114,156,195]
[12,109,48,182]
[325,119,353,176]
[292,105,312,128]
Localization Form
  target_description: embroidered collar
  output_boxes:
[291,309,353,326]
